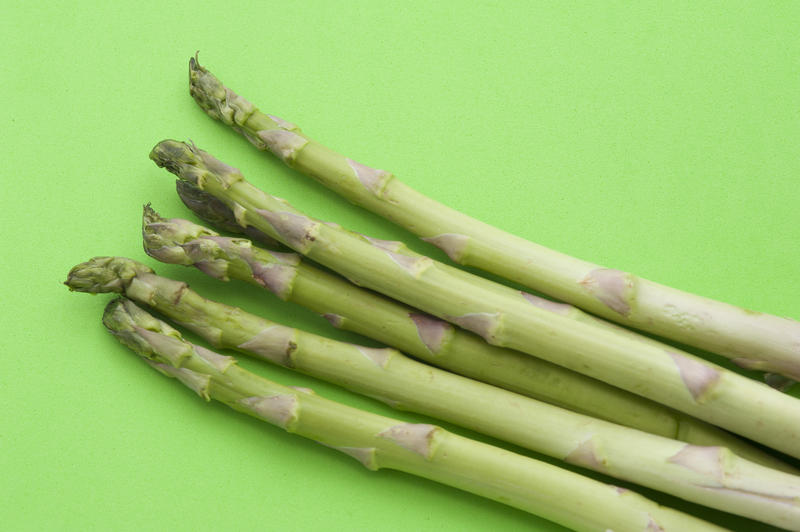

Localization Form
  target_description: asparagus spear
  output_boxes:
[149,140,800,459]
[175,183,661,339]
[102,297,728,532]
[145,201,795,474]
[68,257,800,527]
[188,57,800,382]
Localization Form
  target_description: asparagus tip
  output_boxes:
[175,180,243,234]
[151,139,242,189]
[188,53,209,106]
[174,180,280,247]
[149,140,200,179]
[103,298,197,372]
[142,202,160,225]
[65,257,153,294]
[188,55,254,126]
[189,51,201,71]
[142,204,221,265]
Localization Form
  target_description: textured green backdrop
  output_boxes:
[3,2,799,530]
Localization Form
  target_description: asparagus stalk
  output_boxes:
[145,201,795,474]
[188,57,800,382]
[149,140,800,459]
[175,183,659,340]
[68,258,800,527]
[102,297,728,532]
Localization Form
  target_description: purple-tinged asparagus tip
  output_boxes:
[175,180,279,247]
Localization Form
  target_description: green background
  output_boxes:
[3,2,799,530]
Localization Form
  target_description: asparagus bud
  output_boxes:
[188,54,256,129]
[175,180,278,247]
[65,256,154,294]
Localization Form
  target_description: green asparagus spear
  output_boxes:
[68,258,800,527]
[101,297,728,532]
[188,57,800,382]
[149,139,800,459]
[145,201,795,474]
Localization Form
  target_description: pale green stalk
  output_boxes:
[144,202,794,474]
[69,258,800,527]
[149,140,800,459]
[188,57,800,382]
[102,297,728,532]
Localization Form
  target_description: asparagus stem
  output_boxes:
[149,140,800,459]
[187,57,800,382]
[69,259,800,527]
[102,297,728,532]
[174,183,661,340]
[144,202,795,474]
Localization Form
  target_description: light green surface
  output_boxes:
[2,2,799,531]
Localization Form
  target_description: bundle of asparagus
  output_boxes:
[142,203,791,472]
[188,57,800,382]
[100,297,727,532]
[149,139,800,461]
[63,55,800,531]
[65,256,800,527]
